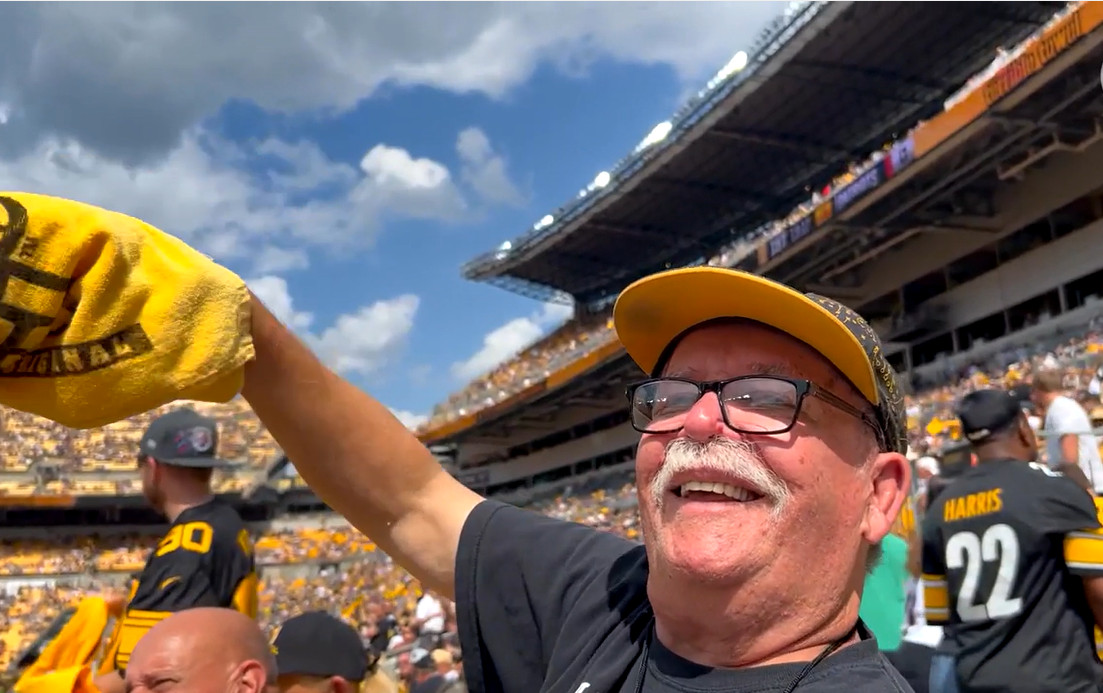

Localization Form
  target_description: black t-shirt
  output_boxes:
[921,460,1103,692]
[456,500,911,692]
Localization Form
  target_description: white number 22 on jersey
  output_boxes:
[945,523,1023,622]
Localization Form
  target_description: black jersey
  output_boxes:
[102,499,257,672]
[921,460,1103,692]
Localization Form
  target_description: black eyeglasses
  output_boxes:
[625,375,885,448]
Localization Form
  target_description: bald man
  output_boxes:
[125,608,274,693]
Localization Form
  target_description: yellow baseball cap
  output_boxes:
[613,266,907,453]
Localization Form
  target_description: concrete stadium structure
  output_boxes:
[421,2,1103,502]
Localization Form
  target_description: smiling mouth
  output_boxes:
[675,480,763,503]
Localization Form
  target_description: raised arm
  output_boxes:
[241,297,484,598]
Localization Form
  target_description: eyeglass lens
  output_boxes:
[631,377,800,434]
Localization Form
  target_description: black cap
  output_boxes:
[139,408,231,468]
[1008,383,1034,410]
[956,389,1023,444]
[273,612,368,682]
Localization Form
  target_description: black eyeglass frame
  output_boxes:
[625,375,887,450]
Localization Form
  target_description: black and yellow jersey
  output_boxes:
[103,499,257,672]
[921,460,1103,692]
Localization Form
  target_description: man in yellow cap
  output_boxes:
[224,265,913,692]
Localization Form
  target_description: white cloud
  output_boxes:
[254,246,310,274]
[247,274,420,377]
[0,131,467,271]
[452,302,574,381]
[389,408,429,430]
[456,127,524,207]
[310,294,420,376]
[0,3,785,162]
[246,276,314,332]
[357,144,467,222]
[0,2,785,277]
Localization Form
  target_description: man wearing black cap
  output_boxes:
[920,389,1103,692]
[95,407,258,693]
[272,611,370,693]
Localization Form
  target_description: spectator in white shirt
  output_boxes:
[913,455,939,507]
[1032,370,1103,494]
[415,590,445,640]
[1089,363,1103,400]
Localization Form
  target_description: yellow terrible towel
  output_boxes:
[0,192,254,428]
[14,597,110,691]
[13,666,99,693]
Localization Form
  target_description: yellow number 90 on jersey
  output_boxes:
[155,522,214,557]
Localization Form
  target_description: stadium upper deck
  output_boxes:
[419,2,1103,452]
[462,0,1065,307]
[734,2,1103,315]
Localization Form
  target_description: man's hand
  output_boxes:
[101,592,127,617]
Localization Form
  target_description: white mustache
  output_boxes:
[650,437,791,518]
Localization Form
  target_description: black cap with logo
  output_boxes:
[138,408,231,468]
[272,611,369,683]
[956,389,1024,444]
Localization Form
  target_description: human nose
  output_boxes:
[679,390,730,442]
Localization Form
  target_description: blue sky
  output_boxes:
[0,2,784,427]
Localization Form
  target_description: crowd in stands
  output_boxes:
[0,397,277,475]
[906,321,1103,457]
[0,397,279,498]
[0,526,380,577]
[421,310,618,431]
[0,472,643,681]
[5,321,1097,670]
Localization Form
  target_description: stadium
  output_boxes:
[5,1,1103,690]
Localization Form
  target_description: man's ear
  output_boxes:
[862,452,911,544]
[331,676,355,693]
[233,660,268,693]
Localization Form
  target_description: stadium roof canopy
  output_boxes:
[461,0,1067,307]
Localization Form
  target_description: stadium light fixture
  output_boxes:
[708,50,749,91]
[593,171,611,188]
[636,120,674,152]
[534,214,554,231]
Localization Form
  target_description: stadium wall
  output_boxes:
[461,422,638,488]
[911,303,1102,381]
[931,219,1103,329]
[860,138,1103,303]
